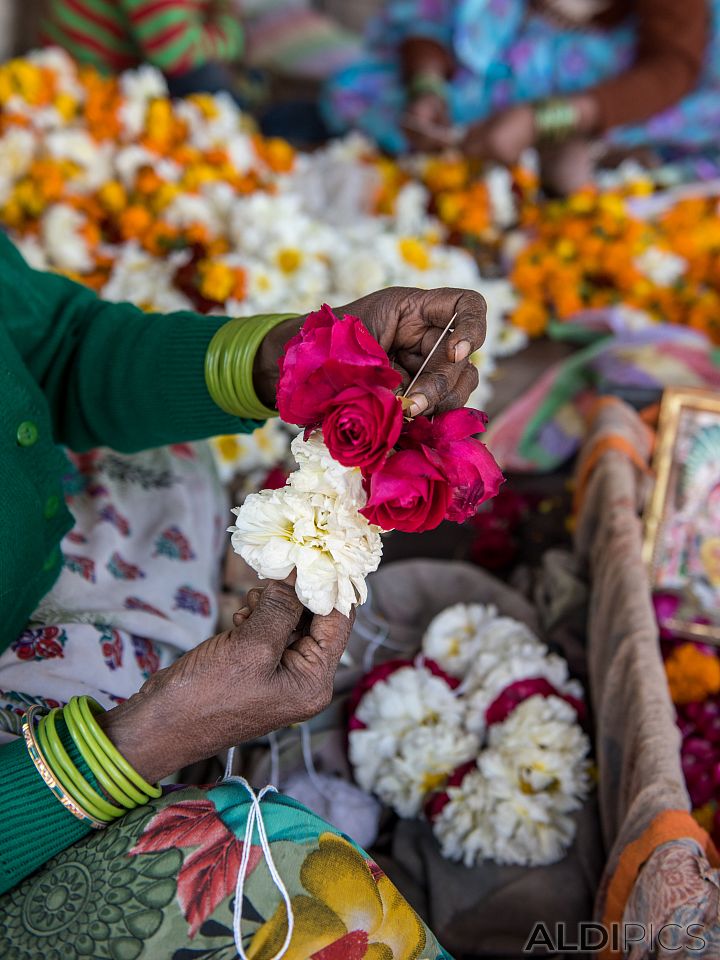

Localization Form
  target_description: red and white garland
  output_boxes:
[348,603,592,867]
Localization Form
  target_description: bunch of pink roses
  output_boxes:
[277,305,504,533]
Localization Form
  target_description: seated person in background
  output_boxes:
[323,0,715,194]
[40,0,246,100]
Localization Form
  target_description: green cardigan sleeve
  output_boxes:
[0,232,261,452]
[0,720,99,896]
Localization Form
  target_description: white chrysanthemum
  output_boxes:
[486,165,517,229]
[119,65,168,139]
[13,234,49,271]
[228,483,381,616]
[635,246,687,286]
[163,192,221,235]
[210,420,290,483]
[422,602,507,678]
[28,47,84,100]
[101,244,192,312]
[46,130,112,192]
[393,181,433,235]
[350,665,478,816]
[0,127,36,204]
[41,204,94,273]
[114,145,181,188]
[331,248,388,301]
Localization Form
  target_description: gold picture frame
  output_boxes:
[643,386,720,644]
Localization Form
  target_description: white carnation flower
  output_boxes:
[46,130,112,192]
[228,482,381,616]
[464,650,583,736]
[434,696,591,867]
[289,432,365,504]
[13,234,49,271]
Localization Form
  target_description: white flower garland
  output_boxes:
[349,603,592,867]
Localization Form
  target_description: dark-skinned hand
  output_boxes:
[99,581,353,783]
[254,286,487,418]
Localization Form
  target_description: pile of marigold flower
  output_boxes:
[509,185,720,342]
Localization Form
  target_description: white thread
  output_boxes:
[225,776,294,960]
[224,745,236,780]
[402,311,458,399]
[268,731,280,788]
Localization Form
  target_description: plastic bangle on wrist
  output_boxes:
[205,313,298,421]
[76,696,162,800]
[408,71,449,102]
[64,697,141,808]
[22,706,107,829]
[534,98,579,142]
[38,710,124,821]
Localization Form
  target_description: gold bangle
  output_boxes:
[22,706,106,830]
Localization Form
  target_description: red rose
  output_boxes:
[322,385,403,473]
[277,305,401,427]
[361,447,451,533]
[400,408,504,523]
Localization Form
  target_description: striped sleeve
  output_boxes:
[121,0,244,74]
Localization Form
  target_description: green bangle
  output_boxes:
[39,711,123,822]
[408,71,449,101]
[205,313,298,421]
[65,697,142,808]
[22,706,106,829]
[534,98,579,142]
[77,696,162,800]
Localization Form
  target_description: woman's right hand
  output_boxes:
[401,92,452,151]
[98,581,353,783]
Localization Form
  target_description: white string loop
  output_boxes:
[223,775,294,960]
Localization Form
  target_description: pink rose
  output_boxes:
[277,305,401,427]
[400,408,504,523]
[322,385,403,473]
[361,447,451,533]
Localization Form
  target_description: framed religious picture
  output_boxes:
[644,387,720,644]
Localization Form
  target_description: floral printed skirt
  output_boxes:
[0,781,452,959]
[322,0,720,155]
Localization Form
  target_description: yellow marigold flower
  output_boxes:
[54,93,77,121]
[98,180,127,214]
[665,643,720,706]
[197,260,235,303]
[186,93,219,119]
[423,157,469,193]
[398,236,431,271]
[151,182,181,213]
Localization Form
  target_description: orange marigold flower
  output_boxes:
[510,300,548,337]
[118,205,152,241]
[665,643,720,705]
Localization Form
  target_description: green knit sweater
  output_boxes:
[0,231,276,894]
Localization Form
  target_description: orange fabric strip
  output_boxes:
[573,434,650,515]
[600,810,720,959]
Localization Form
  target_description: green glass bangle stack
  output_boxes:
[205,313,298,421]
[534,98,579,142]
[23,695,161,828]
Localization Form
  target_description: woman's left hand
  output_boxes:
[255,286,486,418]
[463,105,536,165]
